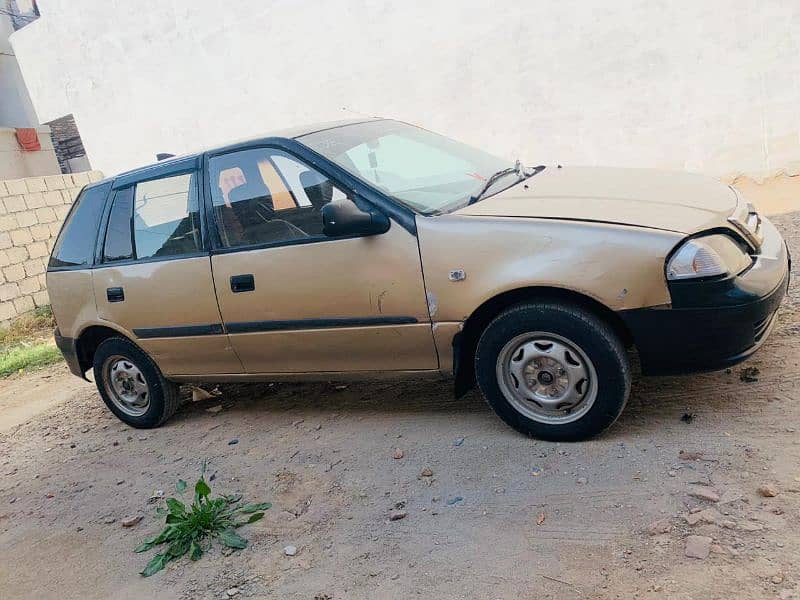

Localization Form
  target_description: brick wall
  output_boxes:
[0,171,104,327]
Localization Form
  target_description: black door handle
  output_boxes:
[230,274,255,293]
[107,287,125,302]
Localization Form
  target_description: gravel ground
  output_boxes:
[1,211,799,600]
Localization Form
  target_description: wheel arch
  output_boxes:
[75,323,138,375]
[453,286,635,397]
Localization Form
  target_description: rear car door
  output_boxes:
[206,145,437,374]
[92,159,242,376]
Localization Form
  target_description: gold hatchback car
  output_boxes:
[48,119,789,441]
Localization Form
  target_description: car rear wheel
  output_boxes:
[93,337,180,428]
[475,302,630,441]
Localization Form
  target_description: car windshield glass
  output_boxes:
[298,120,513,215]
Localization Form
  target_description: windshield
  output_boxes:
[298,120,514,215]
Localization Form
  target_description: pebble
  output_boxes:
[103,516,116,524]
[647,520,671,535]
[686,508,720,526]
[226,588,240,597]
[771,574,785,585]
[206,405,223,414]
[687,487,720,502]
[121,515,143,528]
[393,449,404,460]
[389,510,408,521]
[576,477,588,485]
[420,467,433,477]
[684,535,712,559]
[453,437,465,447]
[228,439,239,445]
[116,479,125,485]
[757,484,779,497]
[446,496,464,506]
[284,545,297,556]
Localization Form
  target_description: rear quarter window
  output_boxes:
[48,182,112,269]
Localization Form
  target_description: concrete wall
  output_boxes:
[0,170,103,326]
[0,126,61,179]
[0,12,38,127]
[9,1,800,178]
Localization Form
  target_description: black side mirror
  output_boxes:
[322,199,390,237]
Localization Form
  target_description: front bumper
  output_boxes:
[54,328,85,378]
[620,217,790,375]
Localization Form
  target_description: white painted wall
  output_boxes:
[10,0,800,177]
[0,13,38,127]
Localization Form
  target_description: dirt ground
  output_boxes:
[1,192,799,599]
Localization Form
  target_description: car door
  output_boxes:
[206,146,437,374]
[92,159,243,376]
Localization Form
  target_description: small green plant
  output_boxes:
[0,342,62,377]
[135,468,271,577]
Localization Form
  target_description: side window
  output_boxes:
[103,188,134,262]
[133,173,201,259]
[209,149,347,249]
[49,182,111,268]
[102,172,201,262]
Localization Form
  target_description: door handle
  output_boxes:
[107,287,125,302]
[230,274,255,293]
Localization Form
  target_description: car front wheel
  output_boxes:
[475,302,631,441]
[93,337,180,428]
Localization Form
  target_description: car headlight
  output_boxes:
[666,234,752,281]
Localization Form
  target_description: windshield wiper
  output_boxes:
[467,160,544,205]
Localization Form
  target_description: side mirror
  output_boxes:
[322,199,390,237]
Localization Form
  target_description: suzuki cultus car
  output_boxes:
[48,119,789,440]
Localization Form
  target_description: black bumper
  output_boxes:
[54,328,85,378]
[620,218,790,375]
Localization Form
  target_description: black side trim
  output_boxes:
[54,328,86,379]
[133,324,224,339]
[226,316,418,334]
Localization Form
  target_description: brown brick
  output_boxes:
[0,249,9,267]
[6,246,28,263]
[24,192,45,209]
[5,179,28,196]
[0,301,14,321]
[18,277,40,295]
[44,191,64,207]
[0,214,17,231]
[28,241,49,258]
[70,172,91,186]
[30,224,51,241]
[33,289,49,307]
[35,207,57,224]
[13,295,35,314]
[23,258,45,277]
[63,189,79,203]
[44,175,67,191]
[0,282,19,301]
[54,205,71,220]
[0,232,12,250]
[37,272,47,287]
[3,195,27,213]
[24,177,47,193]
[48,222,62,236]
[16,212,37,228]
[10,229,33,245]
[3,263,25,282]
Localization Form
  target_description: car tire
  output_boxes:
[475,301,630,441]
[93,336,180,428]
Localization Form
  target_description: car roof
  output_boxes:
[102,117,383,187]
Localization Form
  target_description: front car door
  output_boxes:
[92,159,242,376]
[206,144,437,374]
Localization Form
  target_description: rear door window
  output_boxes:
[101,172,202,262]
[48,182,111,269]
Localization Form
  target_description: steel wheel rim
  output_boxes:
[496,332,598,424]
[103,355,150,417]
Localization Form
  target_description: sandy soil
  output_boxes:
[1,210,799,600]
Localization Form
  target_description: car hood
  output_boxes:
[455,166,737,234]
